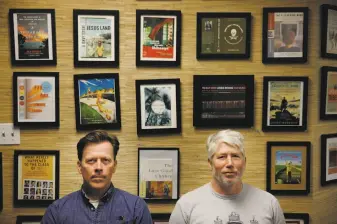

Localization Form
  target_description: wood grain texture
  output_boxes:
[0,0,337,223]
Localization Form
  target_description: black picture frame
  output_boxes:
[74,73,121,130]
[135,79,181,136]
[136,10,181,67]
[0,152,2,211]
[138,148,179,203]
[320,66,337,120]
[9,9,57,66]
[13,72,60,127]
[262,7,308,64]
[266,141,311,196]
[16,215,43,224]
[196,12,251,60]
[321,133,337,186]
[284,213,309,224]
[262,76,308,132]
[14,150,60,207]
[193,75,254,127]
[73,9,119,67]
[151,213,171,223]
[321,4,337,59]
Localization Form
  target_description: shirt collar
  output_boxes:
[81,183,115,203]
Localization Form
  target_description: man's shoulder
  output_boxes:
[48,190,82,209]
[244,184,277,200]
[177,183,211,204]
[114,188,146,206]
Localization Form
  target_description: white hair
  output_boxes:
[206,129,245,159]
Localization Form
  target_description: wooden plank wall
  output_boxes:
[0,0,336,223]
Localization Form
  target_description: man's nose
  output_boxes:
[94,160,103,171]
[225,157,234,167]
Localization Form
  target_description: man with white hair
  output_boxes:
[169,129,285,224]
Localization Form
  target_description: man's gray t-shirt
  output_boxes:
[169,183,285,224]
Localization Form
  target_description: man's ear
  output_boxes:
[77,160,82,175]
[208,158,213,170]
[112,160,118,174]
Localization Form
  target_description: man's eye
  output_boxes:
[87,159,95,164]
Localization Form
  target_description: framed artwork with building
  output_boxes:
[16,215,43,224]
[193,75,254,127]
[138,148,179,202]
[13,72,60,127]
[262,7,308,63]
[321,133,337,186]
[151,213,170,223]
[320,66,337,120]
[284,213,309,224]
[266,141,311,195]
[14,150,60,207]
[9,9,57,66]
[321,4,337,59]
[262,76,308,132]
[136,10,181,67]
[73,9,119,67]
[196,12,251,59]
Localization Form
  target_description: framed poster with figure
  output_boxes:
[73,9,119,67]
[262,7,308,64]
[266,142,310,195]
[138,148,179,203]
[196,12,251,59]
[193,75,254,127]
[74,73,121,130]
[14,150,60,207]
[135,79,181,135]
[151,213,171,223]
[16,215,43,224]
[136,10,181,67]
[321,4,337,59]
[9,9,57,66]
[262,76,308,132]
[13,72,60,127]
[320,66,337,120]
[284,213,309,224]
[321,133,337,186]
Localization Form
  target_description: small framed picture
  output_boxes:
[0,152,2,211]
[151,213,171,223]
[74,73,121,130]
[321,133,337,186]
[320,66,337,120]
[266,141,311,195]
[193,75,254,127]
[136,10,181,67]
[138,148,179,202]
[262,76,308,132]
[9,9,57,66]
[196,12,251,59]
[16,215,43,224]
[262,7,308,64]
[13,72,60,127]
[284,213,309,224]
[14,150,60,207]
[135,79,181,135]
[73,9,119,67]
[321,4,337,59]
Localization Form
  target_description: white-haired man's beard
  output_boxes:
[212,167,243,188]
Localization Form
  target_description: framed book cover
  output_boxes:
[320,66,337,120]
[321,133,337,186]
[262,76,308,132]
[74,73,121,130]
[14,150,60,207]
[262,7,308,64]
[13,72,60,127]
[284,213,309,224]
[138,148,179,203]
[16,215,43,224]
[9,9,57,66]
[151,213,170,223]
[136,79,181,135]
[266,142,311,196]
[136,10,181,67]
[73,9,119,67]
[196,12,251,59]
[321,4,337,59]
[193,75,254,127]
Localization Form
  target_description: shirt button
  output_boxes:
[91,207,95,211]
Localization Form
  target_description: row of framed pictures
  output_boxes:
[8,5,337,67]
[0,136,335,210]
[14,213,310,224]
[12,66,336,133]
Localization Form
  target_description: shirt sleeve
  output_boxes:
[134,197,153,224]
[169,201,188,224]
[272,197,286,224]
[41,203,58,224]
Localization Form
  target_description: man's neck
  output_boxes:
[82,184,110,201]
[210,179,243,195]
